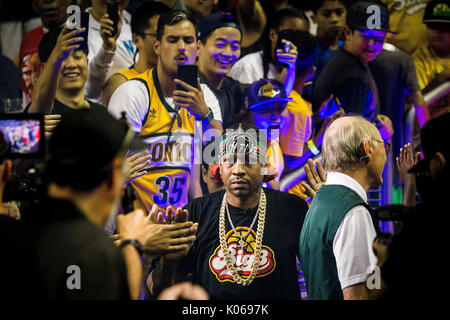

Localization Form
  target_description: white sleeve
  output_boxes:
[333,205,378,290]
[229,57,260,84]
[200,83,222,123]
[85,46,115,100]
[230,59,249,83]
[108,80,149,132]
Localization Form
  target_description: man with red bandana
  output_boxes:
[148,123,308,300]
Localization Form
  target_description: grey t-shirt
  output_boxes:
[369,49,420,157]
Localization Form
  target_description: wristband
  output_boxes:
[307,139,320,156]
[119,239,143,255]
[201,108,214,127]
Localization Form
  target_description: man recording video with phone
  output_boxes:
[27,23,104,116]
[84,0,138,102]
[108,10,223,214]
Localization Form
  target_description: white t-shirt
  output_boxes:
[325,172,378,290]
[229,50,278,84]
[108,79,222,132]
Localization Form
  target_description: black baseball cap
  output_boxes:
[423,0,450,24]
[346,1,396,33]
[48,108,146,169]
[243,79,292,111]
[409,112,450,173]
[197,12,241,41]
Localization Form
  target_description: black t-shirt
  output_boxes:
[313,47,379,122]
[32,198,129,299]
[51,99,105,115]
[177,188,308,300]
[24,99,105,115]
[200,75,247,130]
[380,202,443,301]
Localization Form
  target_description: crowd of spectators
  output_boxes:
[0,0,449,301]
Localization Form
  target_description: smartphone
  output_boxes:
[176,64,198,92]
[274,29,296,69]
[78,12,90,52]
[107,1,120,37]
[0,113,45,159]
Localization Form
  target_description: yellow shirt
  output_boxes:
[128,69,197,213]
[413,44,450,89]
[413,44,450,116]
[267,141,308,200]
[117,67,141,80]
[279,89,312,157]
[267,140,284,183]
[382,0,430,55]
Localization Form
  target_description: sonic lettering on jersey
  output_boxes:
[141,131,194,170]
[209,227,276,282]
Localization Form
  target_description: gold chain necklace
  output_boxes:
[219,189,267,286]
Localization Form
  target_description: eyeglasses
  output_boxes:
[373,139,391,155]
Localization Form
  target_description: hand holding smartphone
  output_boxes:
[176,64,199,92]
[275,29,296,69]
[78,12,90,51]
[107,1,120,37]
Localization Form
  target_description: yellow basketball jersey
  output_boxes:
[117,67,141,80]
[130,68,197,213]
[382,0,429,55]
[268,141,308,200]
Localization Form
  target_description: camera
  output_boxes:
[373,204,414,249]
[0,113,45,158]
[3,164,45,202]
[374,204,411,223]
[0,114,46,205]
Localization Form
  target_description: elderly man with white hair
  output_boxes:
[299,115,388,300]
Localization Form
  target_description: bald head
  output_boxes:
[322,116,381,172]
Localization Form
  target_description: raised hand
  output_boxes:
[396,143,415,184]
[53,24,85,62]
[124,151,151,184]
[301,158,327,200]
[100,12,123,52]
[377,114,394,140]
[275,39,298,69]
[396,143,421,206]
[44,114,62,139]
[173,78,211,120]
